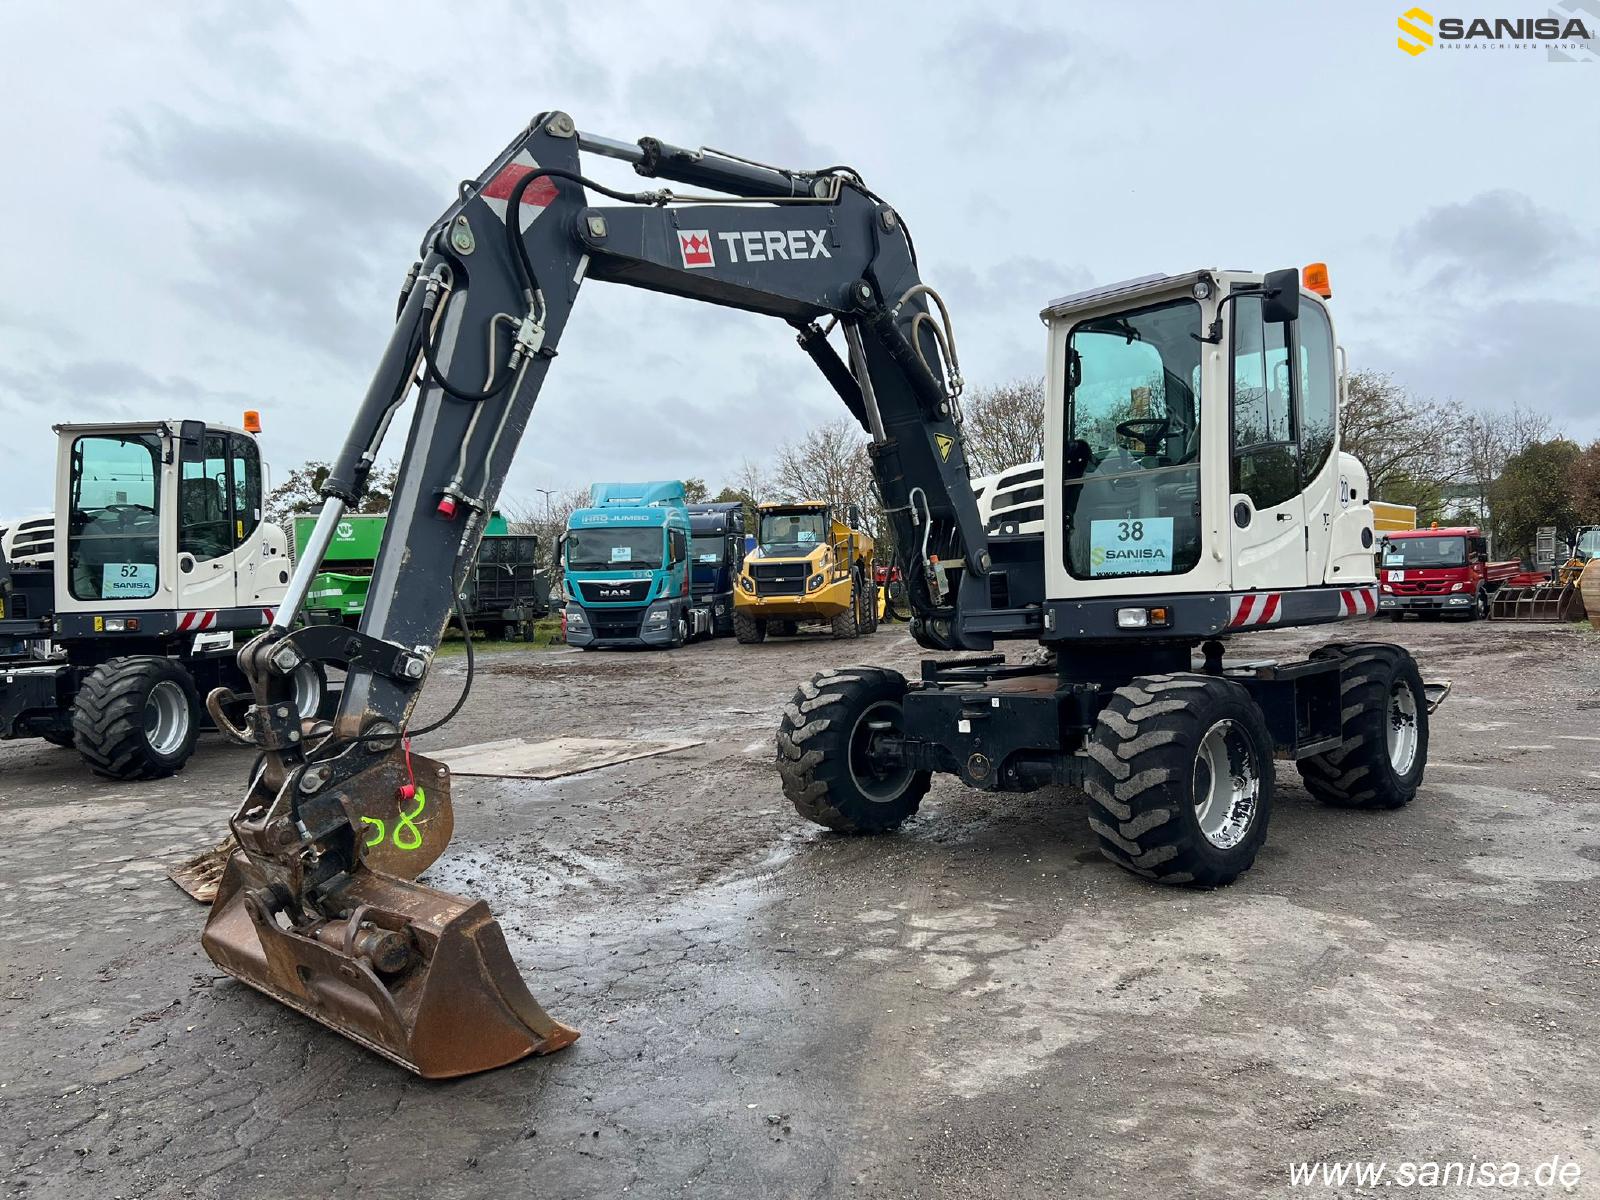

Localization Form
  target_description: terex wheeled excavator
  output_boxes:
[203,112,1450,1078]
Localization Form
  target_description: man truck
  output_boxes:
[562,481,714,649]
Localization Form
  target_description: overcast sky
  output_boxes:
[1,1,1595,517]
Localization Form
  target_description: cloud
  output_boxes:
[939,20,1081,94]
[1364,296,1600,439]
[115,109,441,356]
[625,44,840,170]
[1395,190,1584,288]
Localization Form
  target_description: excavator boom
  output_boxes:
[203,112,994,1076]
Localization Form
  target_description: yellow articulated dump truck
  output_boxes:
[1370,500,1418,534]
[734,501,877,641]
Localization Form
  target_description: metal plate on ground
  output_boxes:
[431,736,704,779]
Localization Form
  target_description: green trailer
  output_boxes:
[291,511,547,635]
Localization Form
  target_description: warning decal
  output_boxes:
[935,434,954,462]
[481,151,558,232]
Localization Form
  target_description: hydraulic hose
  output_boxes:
[408,597,475,737]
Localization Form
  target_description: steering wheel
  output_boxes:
[104,503,155,514]
[1115,418,1172,455]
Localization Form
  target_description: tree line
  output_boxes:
[269,371,1598,565]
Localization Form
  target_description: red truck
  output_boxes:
[1377,526,1520,621]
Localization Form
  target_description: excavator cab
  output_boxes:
[1040,268,1374,618]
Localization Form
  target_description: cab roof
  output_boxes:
[1385,527,1481,539]
[1041,271,1214,321]
[757,500,827,512]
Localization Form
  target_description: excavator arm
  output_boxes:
[201,112,1001,1077]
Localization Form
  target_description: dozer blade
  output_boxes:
[169,744,456,902]
[202,851,578,1078]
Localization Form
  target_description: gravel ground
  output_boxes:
[2,615,1598,1198]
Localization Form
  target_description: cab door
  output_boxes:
[226,433,279,608]
[174,431,238,613]
[1229,294,1307,591]
[1293,301,1340,586]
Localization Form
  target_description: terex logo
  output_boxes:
[1398,5,1594,55]
[676,228,832,269]
[678,230,714,268]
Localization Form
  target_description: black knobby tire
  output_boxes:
[72,656,201,780]
[862,579,879,634]
[1296,643,1428,811]
[733,609,765,643]
[830,575,861,639]
[1083,673,1274,887]
[772,620,799,638]
[777,667,930,833]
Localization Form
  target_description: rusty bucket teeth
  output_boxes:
[202,852,577,1079]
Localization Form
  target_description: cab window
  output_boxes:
[179,433,232,561]
[230,434,262,547]
[1231,294,1299,510]
[668,529,687,565]
[1297,301,1337,484]
[67,433,162,601]
[1061,297,1203,580]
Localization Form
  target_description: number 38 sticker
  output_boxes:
[1089,517,1175,577]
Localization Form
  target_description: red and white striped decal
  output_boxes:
[1339,586,1378,617]
[1227,592,1282,628]
[177,610,219,631]
[262,608,276,624]
[481,151,558,231]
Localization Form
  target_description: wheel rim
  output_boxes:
[1387,681,1420,776]
[1191,719,1260,849]
[291,663,323,720]
[143,680,190,756]
[848,699,915,803]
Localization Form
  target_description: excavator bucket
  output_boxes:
[170,742,455,902]
[199,743,576,1077]
[202,853,578,1078]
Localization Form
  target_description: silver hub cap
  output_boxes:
[143,680,190,757]
[1387,681,1420,775]
[849,699,914,803]
[1192,719,1260,849]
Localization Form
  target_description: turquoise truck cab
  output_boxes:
[562,481,715,649]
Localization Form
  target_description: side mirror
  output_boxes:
[178,420,207,464]
[1261,268,1300,324]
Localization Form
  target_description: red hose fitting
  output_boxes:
[436,496,457,518]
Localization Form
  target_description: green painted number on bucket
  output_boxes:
[358,788,426,851]
[392,789,426,851]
